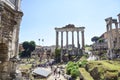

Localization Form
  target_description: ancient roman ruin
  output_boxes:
[55,24,85,62]
[105,13,120,59]
[0,0,23,79]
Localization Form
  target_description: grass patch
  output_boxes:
[79,68,94,80]
[85,46,92,51]
[79,56,87,61]
[19,64,32,70]
[86,60,120,80]
[87,60,120,71]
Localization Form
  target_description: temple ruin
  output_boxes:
[105,13,120,59]
[55,24,85,62]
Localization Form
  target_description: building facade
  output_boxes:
[0,0,23,79]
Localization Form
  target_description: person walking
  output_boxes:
[58,70,60,77]
[54,68,57,75]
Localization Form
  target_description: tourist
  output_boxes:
[56,67,61,77]
[58,70,60,77]
[50,65,53,70]
[54,68,56,75]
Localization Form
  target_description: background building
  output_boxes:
[92,24,120,59]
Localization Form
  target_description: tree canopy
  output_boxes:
[98,38,104,43]
[91,36,99,43]
[19,41,36,58]
[55,48,61,63]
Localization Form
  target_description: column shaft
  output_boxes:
[61,31,63,62]
[115,23,119,48]
[81,31,85,49]
[109,19,113,59]
[77,31,79,55]
[77,31,79,48]
[107,25,111,49]
[110,22,113,49]
[61,31,63,49]
[66,31,68,48]
[72,31,74,48]
[118,14,120,28]
[56,31,59,49]
[106,24,109,32]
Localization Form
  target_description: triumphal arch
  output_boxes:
[0,0,23,79]
[55,24,85,62]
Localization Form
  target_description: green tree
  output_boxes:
[22,41,29,50]
[66,61,74,74]
[29,41,36,52]
[71,69,80,78]
[20,41,36,58]
[98,38,104,43]
[91,36,99,43]
[66,61,80,79]
[55,48,61,63]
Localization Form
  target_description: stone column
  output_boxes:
[56,31,59,49]
[109,18,113,59]
[66,31,68,55]
[106,24,110,49]
[72,31,74,55]
[105,18,113,59]
[61,31,63,62]
[77,31,79,54]
[109,19,113,49]
[117,13,120,47]
[106,24,109,32]
[115,22,119,48]
[77,31,80,48]
[66,31,68,49]
[15,14,23,57]
[81,31,85,49]
[118,13,120,28]
[72,31,74,48]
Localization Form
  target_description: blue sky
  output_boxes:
[19,0,120,46]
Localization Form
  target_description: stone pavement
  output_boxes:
[47,65,67,80]
[47,72,67,80]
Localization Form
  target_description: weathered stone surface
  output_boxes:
[0,0,23,79]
